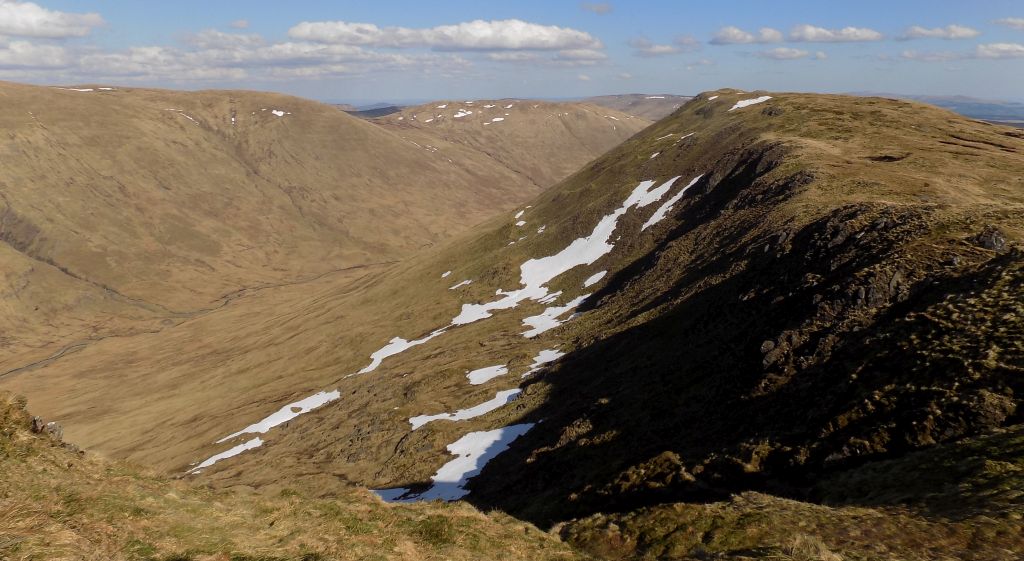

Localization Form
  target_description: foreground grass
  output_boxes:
[0,393,582,561]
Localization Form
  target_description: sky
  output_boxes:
[1,0,1023,103]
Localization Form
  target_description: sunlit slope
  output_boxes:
[5,90,1022,543]
[0,81,547,372]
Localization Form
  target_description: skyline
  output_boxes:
[0,0,1022,103]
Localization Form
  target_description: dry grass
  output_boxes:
[0,392,582,561]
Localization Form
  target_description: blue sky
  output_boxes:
[2,0,1023,103]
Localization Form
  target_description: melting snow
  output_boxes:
[708,95,719,100]
[641,175,703,231]
[425,118,434,123]
[188,437,262,474]
[484,104,496,108]
[442,270,452,278]
[505,104,514,109]
[515,220,526,227]
[450,279,473,290]
[452,178,675,326]
[453,110,473,118]
[584,271,607,287]
[650,152,660,159]
[514,210,524,219]
[522,294,589,338]
[373,424,534,502]
[437,104,448,108]
[491,117,505,122]
[467,365,509,385]
[270,109,290,117]
[409,389,522,430]
[358,330,446,375]
[537,225,546,234]
[216,390,341,443]
[655,133,676,141]
[646,95,666,99]
[522,348,565,378]
[728,96,772,111]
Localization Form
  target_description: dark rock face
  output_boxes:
[975,226,1008,252]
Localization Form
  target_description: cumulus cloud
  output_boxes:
[790,24,883,42]
[899,25,980,40]
[0,39,68,67]
[709,26,783,45]
[580,2,612,14]
[577,73,591,80]
[756,47,810,60]
[975,42,1024,58]
[994,17,1024,30]
[288,19,602,51]
[229,19,249,30]
[0,0,103,38]
[629,36,699,57]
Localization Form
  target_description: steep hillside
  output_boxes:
[583,94,692,120]
[0,82,548,374]
[4,90,1023,559]
[372,100,649,190]
[0,392,581,561]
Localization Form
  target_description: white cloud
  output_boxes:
[0,39,68,67]
[580,2,612,14]
[184,29,265,50]
[629,36,699,57]
[756,47,810,60]
[899,25,980,40]
[814,51,827,60]
[577,73,591,81]
[994,18,1024,30]
[288,19,602,51]
[790,24,883,43]
[618,72,632,79]
[0,0,103,38]
[975,42,1024,59]
[709,26,782,45]
[229,19,249,30]
[901,49,961,62]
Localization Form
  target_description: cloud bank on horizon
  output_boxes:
[0,0,1020,100]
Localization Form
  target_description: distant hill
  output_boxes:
[583,93,692,120]
[372,99,650,189]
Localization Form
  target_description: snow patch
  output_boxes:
[467,365,509,385]
[491,117,505,122]
[437,104,448,108]
[358,330,446,374]
[728,96,772,111]
[642,175,703,231]
[650,152,660,159]
[522,294,589,338]
[441,270,452,278]
[522,348,565,378]
[188,437,262,474]
[453,109,473,118]
[450,279,472,290]
[708,95,719,100]
[515,220,526,227]
[216,390,341,443]
[584,271,607,287]
[646,95,666,99]
[409,389,521,430]
[373,424,534,502]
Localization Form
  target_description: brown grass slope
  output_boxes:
[373,99,649,189]
[3,91,1023,559]
[0,392,583,561]
[0,81,546,374]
